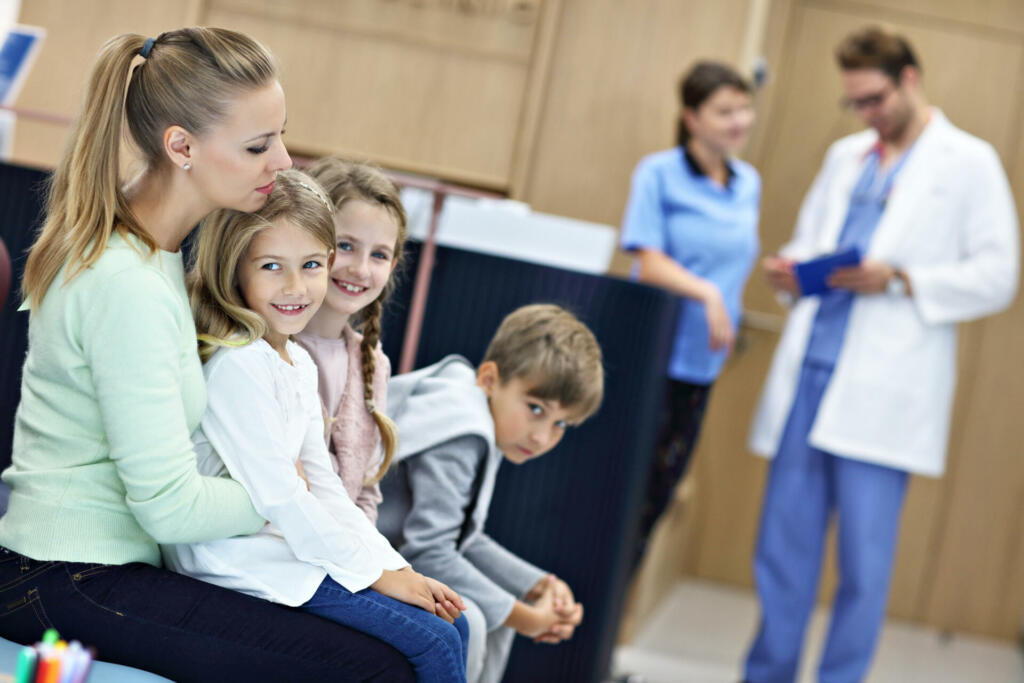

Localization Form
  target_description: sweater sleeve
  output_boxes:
[80,268,264,543]
[461,531,547,601]
[399,435,519,631]
[204,350,406,592]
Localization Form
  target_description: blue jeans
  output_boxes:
[0,546,414,682]
[302,577,469,683]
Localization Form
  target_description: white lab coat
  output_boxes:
[749,111,1019,477]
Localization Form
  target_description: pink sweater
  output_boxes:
[295,327,390,523]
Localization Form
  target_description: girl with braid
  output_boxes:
[163,168,470,683]
[296,158,407,523]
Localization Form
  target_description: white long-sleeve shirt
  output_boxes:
[161,339,408,606]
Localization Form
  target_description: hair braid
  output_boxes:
[359,295,398,484]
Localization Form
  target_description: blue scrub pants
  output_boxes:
[745,363,908,683]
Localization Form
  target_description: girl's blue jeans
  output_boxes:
[302,576,469,683]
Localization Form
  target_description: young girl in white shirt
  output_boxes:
[162,169,469,682]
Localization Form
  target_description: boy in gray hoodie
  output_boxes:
[378,304,604,683]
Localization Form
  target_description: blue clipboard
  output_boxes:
[794,247,861,296]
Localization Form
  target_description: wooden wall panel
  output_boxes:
[204,0,547,189]
[11,0,195,168]
[11,0,555,190]
[210,0,540,62]
[686,327,774,585]
[918,99,1024,637]
[920,295,1024,638]
[825,0,1024,36]
[515,0,752,229]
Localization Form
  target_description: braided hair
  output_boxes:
[306,157,408,483]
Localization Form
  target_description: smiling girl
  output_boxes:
[295,158,407,523]
[165,169,469,683]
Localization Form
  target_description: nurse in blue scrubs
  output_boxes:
[621,61,761,569]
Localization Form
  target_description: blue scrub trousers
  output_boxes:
[745,362,908,683]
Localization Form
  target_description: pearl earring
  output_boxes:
[183,162,192,171]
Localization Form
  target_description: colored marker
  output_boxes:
[70,647,94,683]
[57,641,82,683]
[14,645,36,683]
[32,643,55,683]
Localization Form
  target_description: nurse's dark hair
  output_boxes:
[676,61,752,147]
[835,26,921,83]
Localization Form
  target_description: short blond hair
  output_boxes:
[483,304,604,420]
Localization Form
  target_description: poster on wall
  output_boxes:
[0,23,45,158]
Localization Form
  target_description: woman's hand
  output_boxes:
[700,285,735,352]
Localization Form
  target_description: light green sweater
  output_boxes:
[0,233,264,566]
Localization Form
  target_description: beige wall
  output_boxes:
[11,0,201,167]
[10,0,1024,641]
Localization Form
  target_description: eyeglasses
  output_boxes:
[839,83,895,112]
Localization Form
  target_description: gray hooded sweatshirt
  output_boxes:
[378,355,547,630]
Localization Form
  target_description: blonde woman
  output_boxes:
[0,29,414,681]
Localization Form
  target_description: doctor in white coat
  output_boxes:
[744,27,1019,683]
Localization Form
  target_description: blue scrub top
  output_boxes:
[803,146,915,368]
[621,147,761,384]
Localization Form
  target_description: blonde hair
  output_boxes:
[305,157,408,484]
[483,304,604,421]
[188,169,334,362]
[21,27,278,308]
